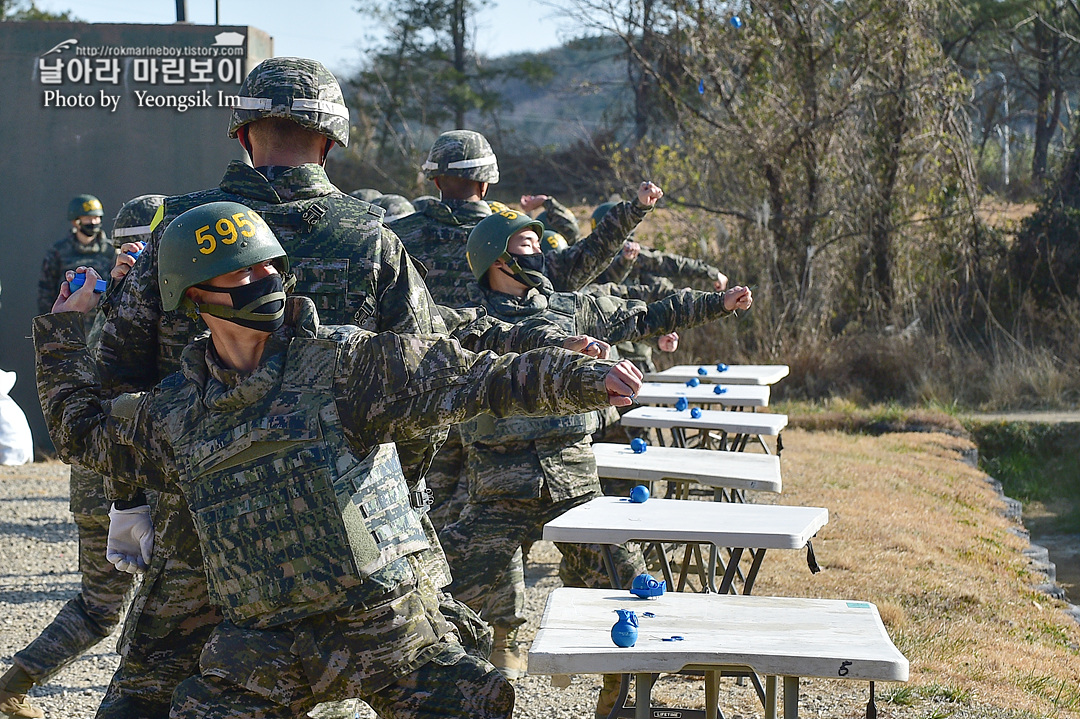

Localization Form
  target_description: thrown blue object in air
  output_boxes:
[697,367,708,375]
[675,396,689,411]
[691,407,702,419]
[630,573,666,599]
[686,378,700,387]
[630,437,648,453]
[730,15,743,28]
[713,385,728,395]
[611,609,639,647]
[630,485,650,503]
[698,78,705,95]
[716,363,729,372]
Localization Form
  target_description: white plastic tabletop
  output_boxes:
[542,496,826,548]
[646,364,790,386]
[528,587,909,682]
[592,443,782,494]
[620,406,788,436]
[633,382,771,408]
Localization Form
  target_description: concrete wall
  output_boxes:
[0,21,272,455]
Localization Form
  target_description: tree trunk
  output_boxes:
[452,0,467,128]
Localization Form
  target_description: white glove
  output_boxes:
[106,504,154,574]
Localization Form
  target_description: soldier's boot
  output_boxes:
[594,673,623,719]
[489,625,527,681]
[0,666,43,719]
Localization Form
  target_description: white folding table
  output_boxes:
[646,364,790,386]
[633,382,771,409]
[592,443,782,503]
[529,588,908,719]
[543,496,826,595]
[620,406,789,453]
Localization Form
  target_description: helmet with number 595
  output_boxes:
[158,201,288,312]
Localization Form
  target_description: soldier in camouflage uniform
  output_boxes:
[1,196,130,719]
[441,208,751,718]
[92,58,592,719]
[521,194,582,244]
[391,140,659,675]
[35,202,644,719]
[37,195,116,317]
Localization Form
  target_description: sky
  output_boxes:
[34,0,573,74]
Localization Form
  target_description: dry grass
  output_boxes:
[747,429,1080,716]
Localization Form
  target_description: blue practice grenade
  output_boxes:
[686,378,700,387]
[611,609,639,647]
[691,407,702,419]
[697,367,708,375]
[631,437,648,453]
[630,485,650,503]
[675,397,689,411]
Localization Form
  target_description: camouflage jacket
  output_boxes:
[459,278,732,501]
[540,197,582,243]
[38,232,116,319]
[33,298,614,626]
[596,245,723,288]
[391,197,651,308]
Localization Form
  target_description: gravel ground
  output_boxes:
[1,462,1033,719]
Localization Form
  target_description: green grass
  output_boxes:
[965,421,1080,533]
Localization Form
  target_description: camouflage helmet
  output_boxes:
[158,202,288,312]
[68,194,103,221]
[422,130,499,183]
[349,188,382,202]
[411,195,438,213]
[228,57,350,147]
[590,201,618,231]
[466,208,543,280]
[372,194,415,223]
[111,194,166,246]
[541,229,569,252]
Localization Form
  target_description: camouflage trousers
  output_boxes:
[14,511,135,683]
[426,428,523,632]
[424,427,470,531]
[170,587,513,719]
[439,491,645,616]
[96,492,222,719]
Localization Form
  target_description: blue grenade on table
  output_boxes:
[630,573,666,599]
[675,397,689,411]
[611,609,639,647]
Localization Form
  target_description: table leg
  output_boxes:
[705,670,720,719]
[601,545,621,589]
[783,676,799,719]
[764,676,778,719]
[717,547,744,593]
[635,672,655,719]
[742,548,767,595]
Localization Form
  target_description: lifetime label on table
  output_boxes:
[846,602,871,609]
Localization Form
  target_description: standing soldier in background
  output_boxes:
[38,195,116,320]
[2,196,136,719]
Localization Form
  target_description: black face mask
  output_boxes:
[193,273,286,332]
[78,222,101,238]
[500,251,546,290]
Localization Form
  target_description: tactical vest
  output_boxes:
[460,291,599,446]
[171,336,429,627]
